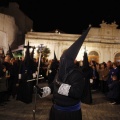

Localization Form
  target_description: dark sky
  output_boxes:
[0,0,120,34]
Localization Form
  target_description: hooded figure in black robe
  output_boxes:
[16,42,36,104]
[47,51,59,85]
[81,50,93,104]
[35,26,91,120]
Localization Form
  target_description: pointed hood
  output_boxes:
[83,50,89,68]
[30,46,35,59]
[50,51,59,71]
[81,50,93,105]
[7,44,14,58]
[24,41,30,62]
[54,51,57,61]
[58,26,91,81]
[2,48,5,58]
[24,41,33,71]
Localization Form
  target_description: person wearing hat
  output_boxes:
[35,26,91,120]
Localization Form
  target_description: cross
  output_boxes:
[37,44,45,53]
[24,45,33,48]
[24,41,36,55]
[24,43,34,49]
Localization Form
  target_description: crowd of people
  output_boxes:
[82,60,120,105]
[0,53,120,106]
[88,60,120,105]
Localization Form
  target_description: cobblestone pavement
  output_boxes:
[0,82,120,120]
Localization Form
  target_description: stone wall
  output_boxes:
[0,2,33,34]
[25,21,120,63]
[0,2,33,49]
[0,13,18,54]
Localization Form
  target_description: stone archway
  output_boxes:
[88,51,99,63]
[114,53,120,62]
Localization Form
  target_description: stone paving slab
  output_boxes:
[0,82,120,120]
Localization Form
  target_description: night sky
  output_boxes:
[0,0,120,34]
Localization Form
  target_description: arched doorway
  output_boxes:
[114,53,120,62]
[88,51,99,63]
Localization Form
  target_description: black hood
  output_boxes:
[30,46,35,59]
[2,48,5,58]
[24,41,33,72]
[58,26,91,81]
[83,50,89,68]
[6,44,14,58]
[50,51,59,70]
[54,51,57,61]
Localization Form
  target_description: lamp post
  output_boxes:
[33,44,45,120]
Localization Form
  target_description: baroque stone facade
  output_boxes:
[25,21,120,63]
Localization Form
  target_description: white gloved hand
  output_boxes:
[18,74,22,79]
[90,79,93,83]
[33,73,36,78]
[35,85,51,98]
[49,70,52,73]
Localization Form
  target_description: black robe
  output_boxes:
[16,61,35,104]
[81,66,93,104]
[48,60,59,85]
[49,68,85,120]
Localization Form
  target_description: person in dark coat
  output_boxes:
[106,74,120,104]
[0,48,5,64]
[107,62,120,85]
[91,64,99,90]
[0,63,8,106]
[35,26,91,120]
[2,55,11,101]
[9,58,19,98]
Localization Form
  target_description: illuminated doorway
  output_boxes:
[88,51,99,63]
[114,53,120,62]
